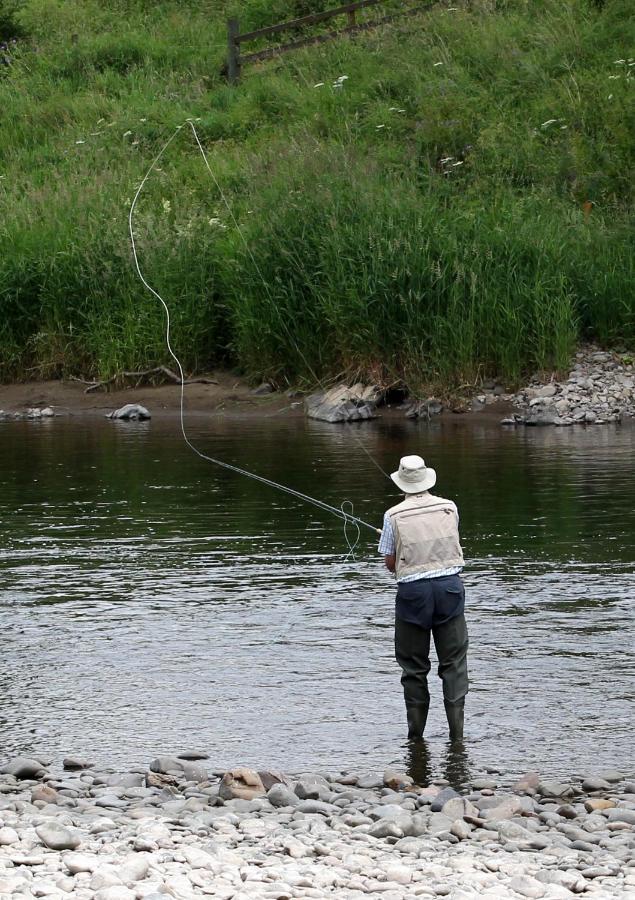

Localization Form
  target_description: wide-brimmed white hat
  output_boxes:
[391,455,436,493]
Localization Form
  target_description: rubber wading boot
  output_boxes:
[405,702,430,740]
[444,699,465,743]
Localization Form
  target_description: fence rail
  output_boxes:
[225,0,434,83]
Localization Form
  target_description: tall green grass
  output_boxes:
[0,0,633,387]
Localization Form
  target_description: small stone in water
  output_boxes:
[177,749,210,760]
[63,756,93,770]
[582,775,612,792]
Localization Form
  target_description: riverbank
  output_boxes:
[1,755,634,899]
[1,345,634,427]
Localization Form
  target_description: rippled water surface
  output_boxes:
[1,414,633,781]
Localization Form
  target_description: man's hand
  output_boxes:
[384,554,396,573]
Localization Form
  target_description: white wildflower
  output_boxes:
[608,94,613,100]
[376,124,385,129]
[541,119,558,128]
[139,117,147,122]
[162,199,171,213]
[433,61,443,66]
[560,125,568,129]
[123,130,132,137]
[336,75,349,82]
[75,140,85,144]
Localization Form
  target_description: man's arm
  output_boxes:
[378,513,396,574]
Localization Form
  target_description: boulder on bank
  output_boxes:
[106,404,151,421]
[148,756,208,783]
[0,756,48,779]
[305,384,379,423]
[405,398,443,419]
[219,767,266,801]
[508,347,635,427]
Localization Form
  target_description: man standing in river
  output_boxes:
[379,455,468,743]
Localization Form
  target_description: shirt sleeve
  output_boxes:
[378,513,395,556]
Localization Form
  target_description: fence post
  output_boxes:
[226,18,241,84]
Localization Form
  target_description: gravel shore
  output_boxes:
[1,754,634,900]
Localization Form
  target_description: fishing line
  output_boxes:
[188,119,392,485]
[128,122,381,548]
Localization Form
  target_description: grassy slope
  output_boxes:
[0,0,633,388]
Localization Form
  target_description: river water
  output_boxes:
[1,414,633,783]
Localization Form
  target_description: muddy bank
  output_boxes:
[0,375,513,425]
[1,345,633,428]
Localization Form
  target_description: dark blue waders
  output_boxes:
[394,574,469,742]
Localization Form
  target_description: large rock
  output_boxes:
[148,756,207,783]
[604,808,635,825]
[294,775,331,801]
[0,756,47,779]
[305,384,378,423]
[267,784,300,808]
[64,852,98,874]
[383,769,414,791]
[581,775,612,792]
[31,785,60,804]
[0,826,19,846]
[584,798,616,813]
[481,796,524,821]
[35,822,81,851]
[107,404,151,421]
[442,797,479,820]
[512,772,540,794]
[537,780,574,799]
[405,398,443,419]
[63,756,93,771]
[430,787,460,811]
[218,767,265,801]
[258,769,291,791]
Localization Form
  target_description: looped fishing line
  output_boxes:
[129,121,382,542]
[340,500,361,561]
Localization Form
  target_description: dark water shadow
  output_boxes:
[403,739,472,791]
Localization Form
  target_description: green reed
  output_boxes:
[0,0,632,387]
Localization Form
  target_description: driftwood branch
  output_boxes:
[70,367,218,394]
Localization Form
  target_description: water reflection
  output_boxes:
[402,739,472,791]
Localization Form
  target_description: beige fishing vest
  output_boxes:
[387,493,464,580]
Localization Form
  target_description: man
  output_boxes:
[378,455,468,743]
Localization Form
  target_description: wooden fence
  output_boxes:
[225,0,434,83]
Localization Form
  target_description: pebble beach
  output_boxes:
[1,754,634,900]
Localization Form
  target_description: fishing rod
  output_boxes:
[128,121,382,541]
